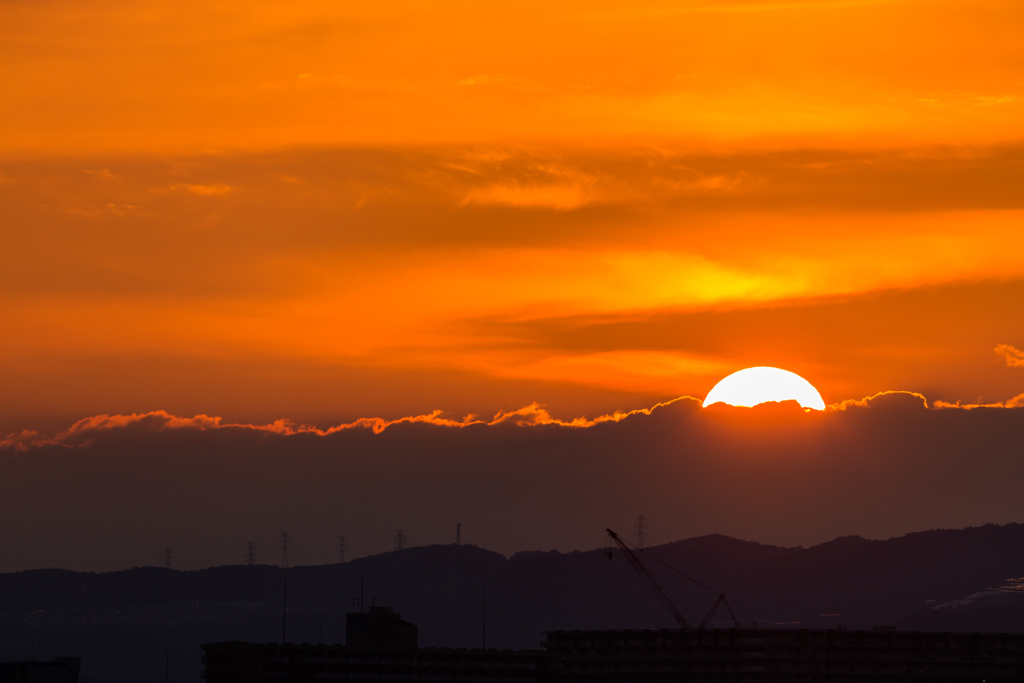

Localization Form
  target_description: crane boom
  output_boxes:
[698,593,741,630]
[606,528,692,630]
[606,528,741,631]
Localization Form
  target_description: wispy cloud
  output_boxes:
[82,168,117,179]
[461,183,592,210]
[933,394,1024,410]
[457,74,514,87]
[170,183,234,196]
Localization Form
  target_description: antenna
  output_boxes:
[338,536,346,564]
[634,514,648,549]
[164,548,173,570]
[456,523,462,545]
[247,541,257,566]
[394,530,406,551]
[281,532,290,568]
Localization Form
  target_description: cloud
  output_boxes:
[828,390,930,411]
[918,90,1022,109]
[82,168,116,179]
[834,390,1024,412]
[456,74,515,87]
[460,183,592,210]
[492,350,729,394]
[0,411,224,450]
[10,388,1024,454]
[2,393,1024,570]
[7,390,1024,452]
[995,343,1024,367]
[0,399,690,451]
[171,183,234,196]
[7,151,1024,427]
[105,202,137,216]
[932,393,1024,410]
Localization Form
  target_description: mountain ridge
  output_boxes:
[2,524,1022,682]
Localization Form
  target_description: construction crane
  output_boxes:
[606,528,740,631]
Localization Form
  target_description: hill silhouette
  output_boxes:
[2,524,1023,683]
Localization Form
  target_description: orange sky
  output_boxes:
[3,0,1024,434]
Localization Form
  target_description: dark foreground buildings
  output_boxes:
[202,608,1024,681]
[203,606,543,682]
[545,627,1024,681]
[0,657,81,683]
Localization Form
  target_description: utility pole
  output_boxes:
[247,541,257,566]
[456,523,462,545]
[281,532,290,568]
[164,548,173,570]
[394,530,406,551]
[337,536,346,564]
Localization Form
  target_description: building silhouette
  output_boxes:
[202,606,542,683]
[203,606,1024,682]
[544,627,1024,681]
[345,606,418,651]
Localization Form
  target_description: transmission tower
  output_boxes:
[247,541,257,566]
[337,536,346,564]
[394,530,406,551]
[634,514,648,549]
[164,548,173,570]
[281,532,290,568]
[456,523,462,545]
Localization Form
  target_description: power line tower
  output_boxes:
[337,536,346,564]
[247,541,257,566]
[164,548,173,570]
[456,523,462,545]
[394,530,406,551]
[281,532,290,568]
[634,514,648,549]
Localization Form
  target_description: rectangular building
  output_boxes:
[543,627,1024,681]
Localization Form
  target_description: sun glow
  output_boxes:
[703,367,826,411]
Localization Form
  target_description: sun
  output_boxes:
[703,367,826,411]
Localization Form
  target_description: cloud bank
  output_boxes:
[0,393,1022,571]
[7,391,1022,452]
[0,400,684,452]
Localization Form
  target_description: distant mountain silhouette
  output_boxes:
[2,524,1023,683]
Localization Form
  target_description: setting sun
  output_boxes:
[703,367,826,411]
